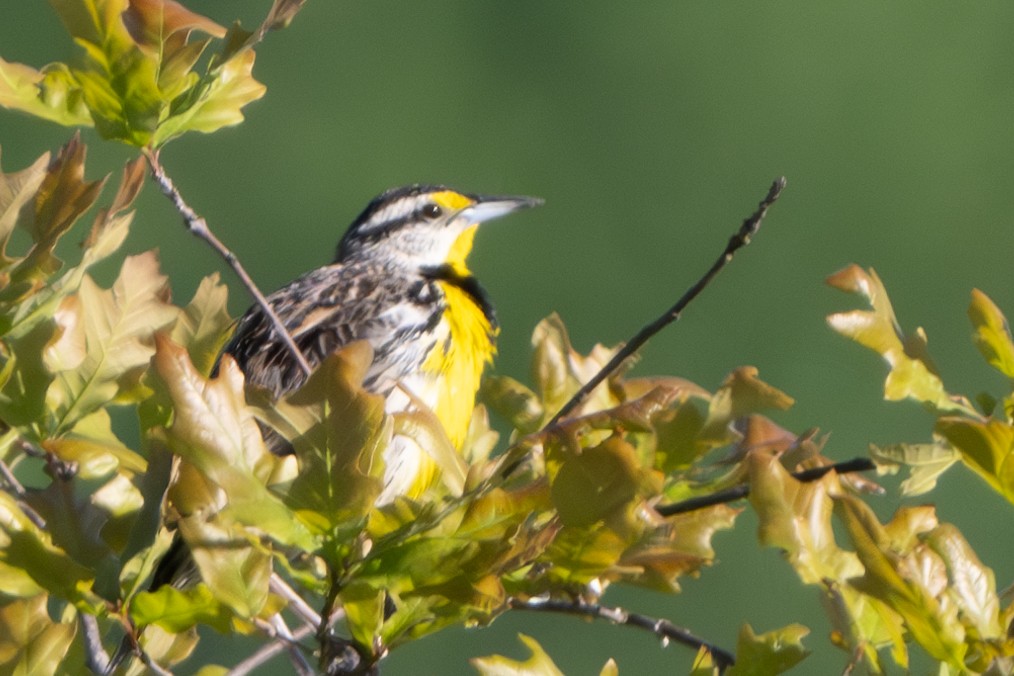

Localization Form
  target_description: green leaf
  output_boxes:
[257,343,388,537]
[924,524,1003,641]
[703,366,794,437]
[481,375,544,435]
[152,335,314,551]
[153,48,266,145]
[471,633,565,676]
[131,583,233,633]
[869,440,961,496]
[0,596,77,675]
[834,495,967,668]
[968,289,1014,380]
[0,492,97,607]
[0,58,92,127]
[530,313,624,421]
[827,265,973,415]
[168,272,234,376]
[44,251,179,432]
[0,148,50,259]
[935,416,1014,505]
[550,436,646,528]
[341,581,386,655]
[726,624,810,676]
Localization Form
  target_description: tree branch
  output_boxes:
[655,457,876,517]
[508,597,735,672]
[546,177,786,426]
[227,623,315,676]
[81,614,111,675]
[142,148,312,377]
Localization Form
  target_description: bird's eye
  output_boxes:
[421,203,442,219]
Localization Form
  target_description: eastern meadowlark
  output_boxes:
[226,184,541,499]
[150,185,540,591]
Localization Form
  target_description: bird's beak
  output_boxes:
[463,194,544,224]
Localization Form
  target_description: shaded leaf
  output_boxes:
[260,343,388,539]
[0,492,97,606]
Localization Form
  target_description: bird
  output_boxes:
[149,184,541,589]
[224,184,542,498]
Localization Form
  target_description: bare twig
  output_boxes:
[270,573,323,629]
[655,457,876,517]
[0,457,47,529]
[546,177,786,426]
[508,597,735,672]
[81,615,111,675]
[228,623,315,676]
[142,148,311,377]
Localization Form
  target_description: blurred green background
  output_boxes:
[3,2,1014,673]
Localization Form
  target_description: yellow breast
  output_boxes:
[422,280,497,447]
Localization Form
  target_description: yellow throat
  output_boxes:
[422,224,498,448]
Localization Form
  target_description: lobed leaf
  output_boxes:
[471,633,565,676]
[969,289,1014,381]
[726,624,810,676]
[45,251,179,432]
[827,265,973,415]
[153,335,314,551]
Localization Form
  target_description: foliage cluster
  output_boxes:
[0,1,1012,674]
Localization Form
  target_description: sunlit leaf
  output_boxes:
[924,524,1003,641]
[0,492,97,606]
[869,440,961,496]
[935,416,1014,505]
[168,272,233,375]
[481,375,544,435]
[0,148,50,258]
[726,624,809,676]
[704,367,794,438]
[530,313,623,421]
[45,251,179,432]
[834,494,967,668]
[969,289,1014,380]
[827,265,973,415]
[131,583,232,633]
[152,335,314,550]
[471,633,565,676]
[550,435,648,528]
[0,58,91,127]
[152,49,266,146]
[0,595,77,674]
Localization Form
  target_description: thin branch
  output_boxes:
[81,615,110,675]
[0,457,47,529]
[228,624,315,676]
[546,177,786,426]
[655,457,876,517]
[270,573,323,629]
[142,148,312,377]
[508,597,735,672]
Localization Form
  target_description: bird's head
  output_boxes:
[336,185,542,274]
